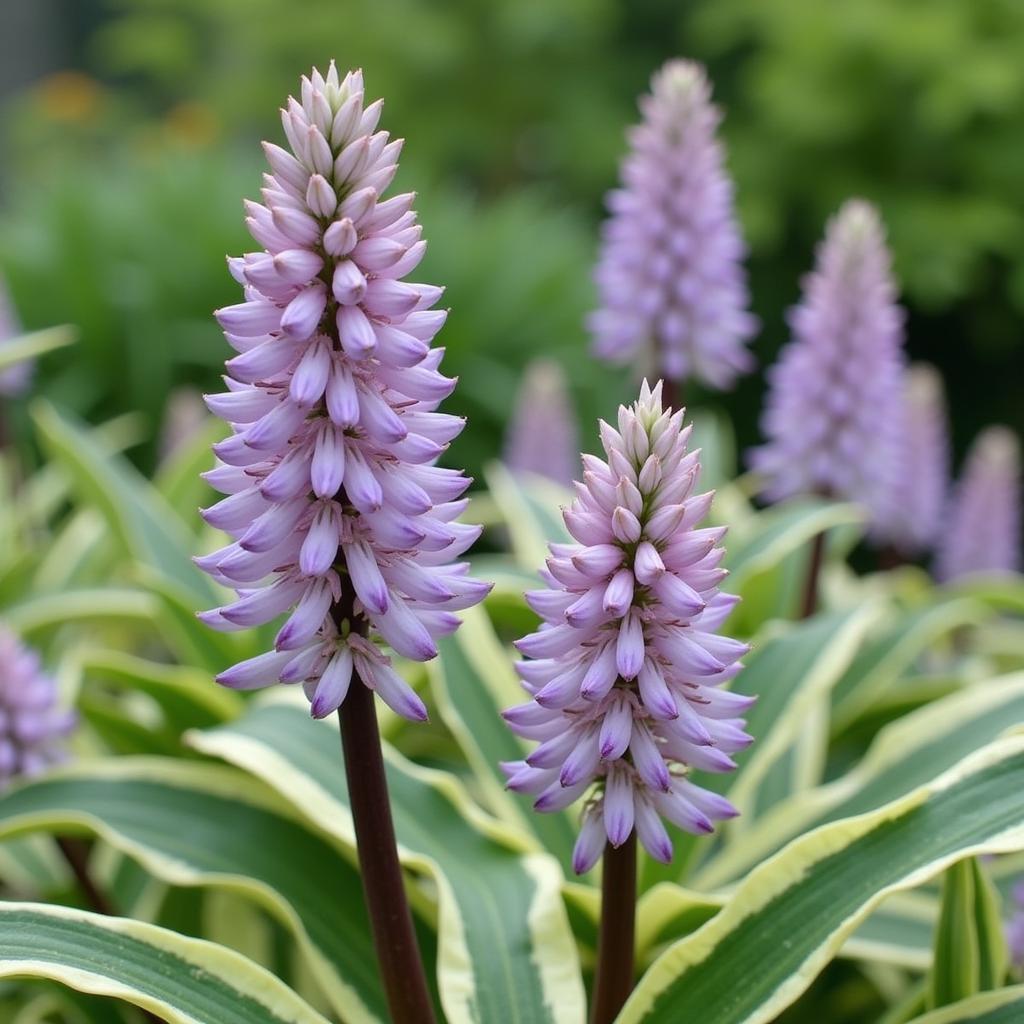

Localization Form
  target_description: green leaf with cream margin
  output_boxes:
[697,670,1024,889]
[830,595,988,733]
[189,696,587,1024]
[30,400,238,670]
[724,498,865,593]
[635,885,937,973]
[717,603,883,827]
[906,987,1024,1024]
[642,603,881,891]
[430,604,578,874]
[0,326,76,374]
[618,734,1024,1024]
[484,461,571,570]
[0,901,329,1024]
[0,758,400,1024]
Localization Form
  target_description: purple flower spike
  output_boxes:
[504,359,580,486]
[749,199,906,521]
[876,364,950,557]
[588,60,757,390]
[936,426,1021,582]
[0,627,76,787]
[199,65,491,721]
[505,381,751,873]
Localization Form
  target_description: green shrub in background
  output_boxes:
[1,0,1023,466]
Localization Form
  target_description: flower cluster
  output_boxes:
[936,426,1021,581]
[0,627,75,787]
[877,363,949,557]
[503,381,751,873]
[504,359,579,486]
[198,65,489,720]
[749,200,905,518]
[588,60,756,390]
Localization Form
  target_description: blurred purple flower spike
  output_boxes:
[749,199,906,522]
[0,627,76,787]
[936,426,1021,581]
[876,363,950,557]
[589,60,757,390]
[504,359,579,486]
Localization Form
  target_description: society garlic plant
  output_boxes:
[0,61,1022,1024]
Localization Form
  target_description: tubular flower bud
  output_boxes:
[503,381,752,873]
[0,627,76,787]
[749,200,906,520]
[935,426,1021,582]
[588,60,757,390]
[200,65,490,720]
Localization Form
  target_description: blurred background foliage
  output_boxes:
[0,0,1022,477]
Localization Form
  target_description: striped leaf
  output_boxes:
[0,759,397,1024]
[4,589,159,636]
[930,859,982,1007]
[643,605,879,890]
[484,461,571,570]
[31,400,213,604]
[726,498,865,592]
[0,901,328,1024]
[843,892,936,970]
[721,604,881,821]
[190,698,587,1024]
[907,987,1024,1024]
[929,857,1008,1007]
[637,884,937,973]
[698,671,1024,888]
[619,735,1024,1024]
[0,326,75,373]
[430,604,578,874]
[153,419,226,520]
[830,596,987,732]
[78,649,241,731]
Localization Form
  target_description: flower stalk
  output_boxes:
[590,833,637,1024]
[338,677,436,1023]
[54,836,115,916]
[799,531,825,619]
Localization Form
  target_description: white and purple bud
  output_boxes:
[200,65,491,721]
[0,627,76,787]
[503,381,752,873]
[588,60,757,390]
[749,199,906,523]
[936,426,1021,582]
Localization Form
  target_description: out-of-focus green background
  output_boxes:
[1,0,1022,478]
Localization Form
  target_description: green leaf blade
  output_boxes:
[0,901,329,1024]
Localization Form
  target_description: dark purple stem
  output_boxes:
[337,666,436,1024]
[590,832,637,1024]
[55,836,115,916]
[799,530,826,619]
